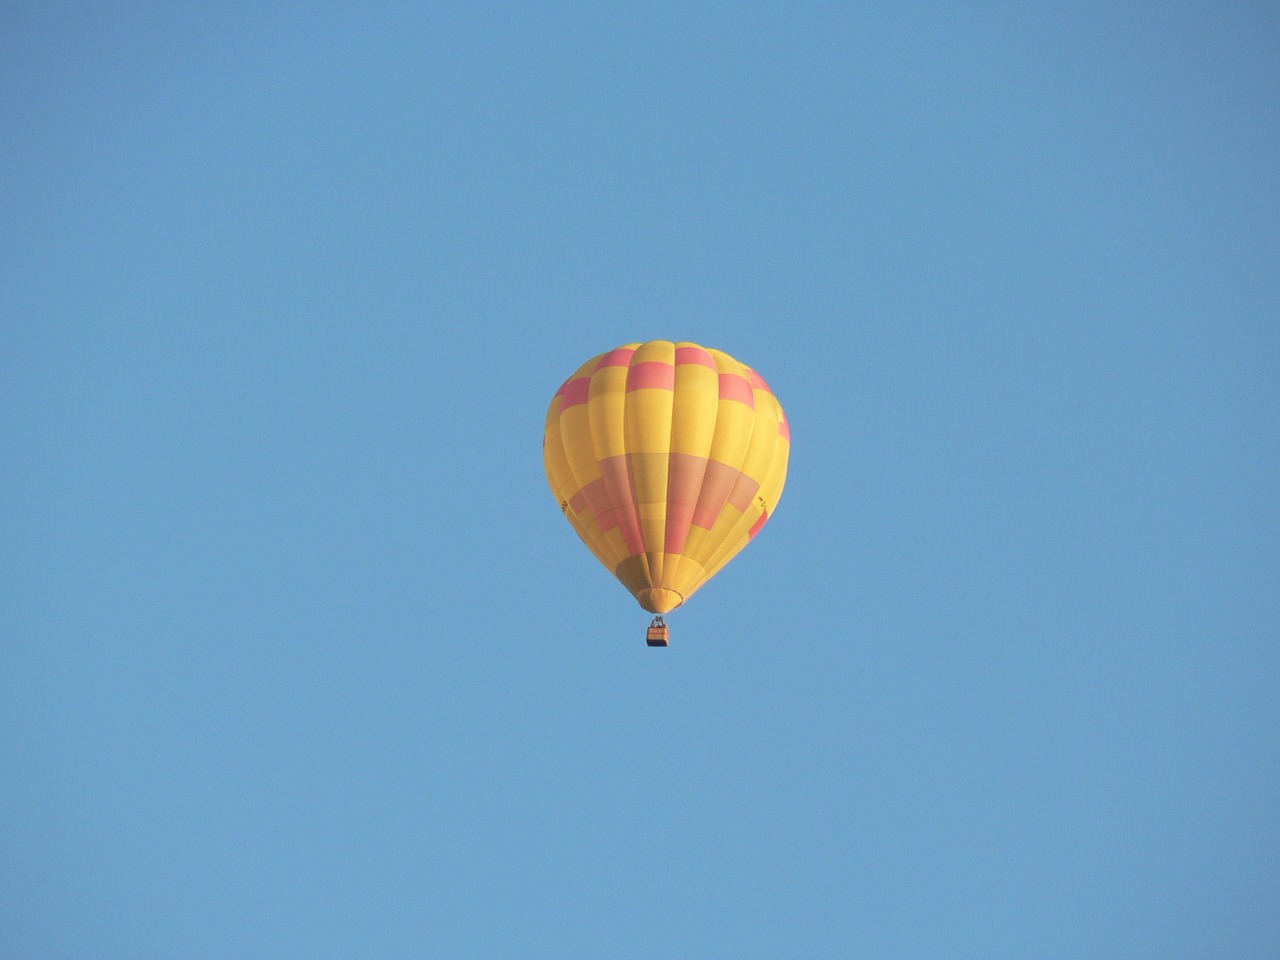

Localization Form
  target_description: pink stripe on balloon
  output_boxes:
[626,362,675,391]
[595,347,636,369]
[745,368,772,393]
[675,346,716,369]
[600,455,645,553]
[717,373,755,408]
[560,377,591,409]
[778,417,791,441]
[691,459,739,529]
[664,452,709,554]
[748,509,769,539]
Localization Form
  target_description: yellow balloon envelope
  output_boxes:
[543,341,790,614]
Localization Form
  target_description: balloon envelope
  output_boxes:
[543,340,790,613]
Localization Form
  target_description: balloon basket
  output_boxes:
[646,617,670,647]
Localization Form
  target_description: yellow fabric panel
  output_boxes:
[661,551,708,599]
[597,526,631,571]
[543,397,610,569]
[659,344,712,587]
[693,386,783,588]
[756,396,790,516]
[635,493,668,519]
[706,348,742,372]
[555,352,634,570]
[683,497,742,560]
[558,405,601,502]
[705,351,756,467]
[666,348,757,582]
[669,411,752,568]
[736,381,782,489]
[587,363,629,460]
[669,346,719,457]
[624,343,676,454]
[613,554,651,596]
[554,353,603,491]
[581,364,634,573]
[706,400,756,466]
[624,341,675,585]
[543,397,568,504]
[694,408,788,593]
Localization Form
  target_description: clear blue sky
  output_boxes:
[3,3,1277,957]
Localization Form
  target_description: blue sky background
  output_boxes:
[3,3,1277,957]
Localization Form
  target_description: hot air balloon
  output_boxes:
[543,340,790,645]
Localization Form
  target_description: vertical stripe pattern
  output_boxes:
[544,340,790,614]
